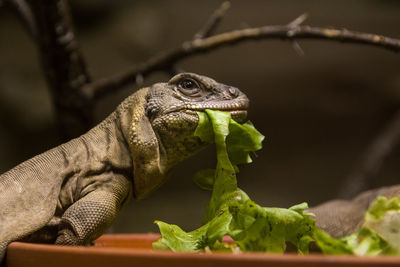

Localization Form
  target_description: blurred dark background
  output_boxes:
[0,0,399,233]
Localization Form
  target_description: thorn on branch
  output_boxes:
[292,40,305,57]
[287,13,308,28]
[193,1,231,40]
[287,13,308,37]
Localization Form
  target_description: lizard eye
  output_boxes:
[178,78,202,97]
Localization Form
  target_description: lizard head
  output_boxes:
[128,73,249,199]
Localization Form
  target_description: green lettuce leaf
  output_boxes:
[154,110,314,253]
[193,169,215,191]
[154,109,264,251]
[226,120,264,165]
[313,229,353,255]
[152,221,207,251]
[229,198,315,253]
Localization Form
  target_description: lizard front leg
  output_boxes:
[55,176,131,246]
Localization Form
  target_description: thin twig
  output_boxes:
[83,23,400,100]
[193,1,231,40]
[339,110,400,199]
[3,0,37,40]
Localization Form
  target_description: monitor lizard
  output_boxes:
[0,72,249,261]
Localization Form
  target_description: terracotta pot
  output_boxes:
[6,234,400,267]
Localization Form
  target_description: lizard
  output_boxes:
[0,72,249,262]
[1,71,397,259]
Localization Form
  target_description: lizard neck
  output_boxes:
[111,87,170,199]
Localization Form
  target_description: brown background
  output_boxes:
[0,0,399,233]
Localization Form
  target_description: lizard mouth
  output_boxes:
[182,109,247,123]
[163,97,249,123]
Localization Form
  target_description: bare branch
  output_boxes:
[339,110,400,199]
[3,0,37,40]
[28,0,92,139]
[83,23,400,99]
[193,1,231,40]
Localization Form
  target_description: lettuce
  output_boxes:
[154,110,313,253]
[153,109,400,255]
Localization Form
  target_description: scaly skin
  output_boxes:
[0,73,249,262]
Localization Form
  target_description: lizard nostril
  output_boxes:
[228,87,239,97]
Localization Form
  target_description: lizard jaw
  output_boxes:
[160,95,250,123]
[182,109,248,123]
